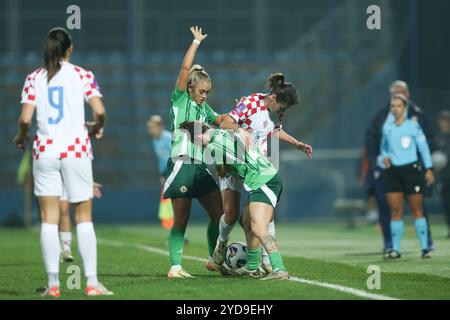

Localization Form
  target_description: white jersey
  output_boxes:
[228,93,283,155]
[21,61,102,160]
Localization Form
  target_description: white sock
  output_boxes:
[219,214,234,242]
[40,223,60,287]
[59,231,72,252]
[170,265,182,272]
[76,222,98,287]
[261,220,276,265]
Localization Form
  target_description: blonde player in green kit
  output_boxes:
[180,120,289,280]
[163,26,225,278]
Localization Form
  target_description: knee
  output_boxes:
[60,207,69,218]
[391,210,403,220]
[173,216,188,229]
[250,221,266,239]
[412,208,424,219]
[223,205,239,225]
[389,204,402,219]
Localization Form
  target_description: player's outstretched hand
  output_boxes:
[297,142,313,159]
[13,134,29,150]
[190,26,207,42]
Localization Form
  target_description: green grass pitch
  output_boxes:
[1,222,450,300]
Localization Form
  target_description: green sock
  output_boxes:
[168,227,185,266]
[246,248,261,271]
[207,222,220,257]
[269,251,286,271]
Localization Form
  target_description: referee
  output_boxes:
[364,80,435,254]
[381,94,435,258]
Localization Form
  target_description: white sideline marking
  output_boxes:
[98,238,399,300]
[98,239,205,263]
[287,277,398,300]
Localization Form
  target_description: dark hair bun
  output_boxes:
[265,73,285,90]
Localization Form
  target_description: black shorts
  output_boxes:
[384,162,424,195]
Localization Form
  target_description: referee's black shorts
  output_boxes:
[384,162,424,195]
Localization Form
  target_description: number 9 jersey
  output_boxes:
[21,61,102,160]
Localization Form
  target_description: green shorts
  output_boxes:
[248,174,283,208]
[163,157,219,199]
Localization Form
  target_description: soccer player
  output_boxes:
[214,73,312,273]
[163,26,225,278]
[147,115,174,230]
[13,27,112,297]
[180,120,289,280]
[59,182,102,262]
[381,94,435,259]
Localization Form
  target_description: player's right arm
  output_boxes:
[14,72,38,150]
[175,26,207,93]
[14,103,35,150]
[219,115,238,129]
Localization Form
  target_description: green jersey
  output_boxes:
[169,86,218,159]
[207,129,277,191]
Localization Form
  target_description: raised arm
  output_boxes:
[176,26,208,92]
[276,128,312,159]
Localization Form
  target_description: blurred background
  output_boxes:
[1,0,450,226]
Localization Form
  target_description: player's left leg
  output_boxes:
[386,192,404,258]
[241,202,262,274]
[261,217,275,274]
[59,199,74,262]
[33,158,63,297]
[405,163,431,256]
[248,202,288,280]
[408,194,430,258]
[198,189,223,271]
[63,157,112,296]
[248,174,287,280]
[194,164,224,271]
[38,196,62,297]
[213,186,241,265]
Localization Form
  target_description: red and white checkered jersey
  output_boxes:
[229,93,284,155]
[20,61,102,160]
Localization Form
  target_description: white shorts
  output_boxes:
[33,158,93,203]
[219,171,243,192]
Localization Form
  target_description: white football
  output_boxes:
[225,242,247,269]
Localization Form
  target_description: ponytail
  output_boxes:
[43,27,72,83]
[265,73,299,107]
[187,64,211,89]
[265,73,285,90]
